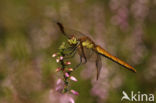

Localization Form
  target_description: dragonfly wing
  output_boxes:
[78,44,103,80]
[95,45,136,72]
[83,47,95,59]
[66,28,85,38]
[96,54,102,80]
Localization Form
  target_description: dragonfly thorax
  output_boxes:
[82,40,94,49]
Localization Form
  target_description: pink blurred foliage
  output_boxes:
[110,0,129,32]
[48,78,76,103]
[144,51,156,82]
[49,89,75,103]
[128,0,149,65]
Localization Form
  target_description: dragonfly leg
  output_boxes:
[82,56,87,64]
[64,42,80,56]
[64,46,77,56]
[73,45,87,69]
[73,55,82,70]
[63,47,75,55]
[64,49,77,59]
[80,44,87,64]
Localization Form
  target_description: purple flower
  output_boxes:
[56,78,62,85]
[60,56,64,60]
[56,79,64,92]
[70,76,78,82]
[70,90,79,95]
[55,85,63,92]
[60,94,75,103]
[69,97,75,103]
[65,72,70,77]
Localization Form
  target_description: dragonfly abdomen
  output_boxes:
[95,45,136,73]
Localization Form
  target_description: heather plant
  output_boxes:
[52,42,79,102]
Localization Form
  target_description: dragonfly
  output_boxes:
[56,22,136,80]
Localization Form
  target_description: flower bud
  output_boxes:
[66,61,71,65]
[70,76,77,82]
[69,97,75,103]
[52,53,57,57]
[56,78,62,85]
[65,72,70,77]
[60,56,64,60]
[68,68,73,71]
[56,58,60,63]
[70,89,79,95]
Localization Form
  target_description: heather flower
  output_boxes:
[65,72,70,77]
[70,76,78,82]
[60,94,75,103]
[53,42,79,100]
[52,53,57,57]
[56,58,60,63]
[66,61,71,65]
[69,97,75,103]
[55,85,64,92]
[56,78,62,85]
[56,79,64,92]
[60,56,64,60]
[68,68,73,71]
[70,90,79,95]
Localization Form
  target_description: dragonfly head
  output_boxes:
[68,36,78,45]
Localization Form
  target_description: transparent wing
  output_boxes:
[96,54,102,80]
[65,28,86,38]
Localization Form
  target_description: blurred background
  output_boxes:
[0,0,156,103]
